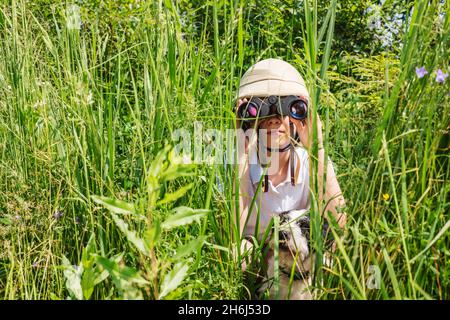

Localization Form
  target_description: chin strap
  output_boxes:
[289,121,296,187]
[266,143,291,153]
[257,142,270,193]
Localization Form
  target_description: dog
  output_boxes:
[257,209,332,300]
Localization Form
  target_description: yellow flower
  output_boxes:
[382,193,390,201]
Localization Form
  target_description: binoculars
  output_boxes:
[237,95,308,127]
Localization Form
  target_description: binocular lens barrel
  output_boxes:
[239,101,259,118]
[289,101,307,120]
[238,96,307,122]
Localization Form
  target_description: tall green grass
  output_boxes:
[0,0,448,299]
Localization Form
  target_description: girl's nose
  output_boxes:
[267,116,282,126]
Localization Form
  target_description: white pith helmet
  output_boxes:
[237,58,310,100]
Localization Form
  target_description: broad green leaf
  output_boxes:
[81,268,96,300]
[96,256,147,286]
[93,267,110,286]
[91,195,135,215]
[173,236,206,260]
[79,234,112,298]
[148,145,171,178]
[81,234,96,269]
[62,255,84,300]
[159,261,190,299]
[161,206,209,230]
[96,256,147,300]
[157,183,194,206]
[81,235,97,300]
[49,293,61,300]
[144,220,161,249]
[0,217,12,225]
[159,165,194,182]
[110,212,149,256]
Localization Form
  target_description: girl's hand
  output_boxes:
[290,112,324,150]
[236,98,248,109]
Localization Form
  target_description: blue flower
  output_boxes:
[53,210,64,219]
[415,66,428,78]
[435,69,448,83]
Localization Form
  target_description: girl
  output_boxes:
[233,58,346,272]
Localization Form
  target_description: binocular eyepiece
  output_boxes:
[237,95,308,126]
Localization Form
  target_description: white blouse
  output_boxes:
[243,145,311,238]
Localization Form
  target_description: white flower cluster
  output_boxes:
[364,0,406,49]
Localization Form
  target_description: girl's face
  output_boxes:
[258,114,291,149]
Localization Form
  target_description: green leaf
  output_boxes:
[91,195,135,215]
[81,235,97,300]
[110,212,149,256]
[148,145,171,179]
[159,165,195,182]
[62,255,84,300]
[173,236,206,260]
[159,261,190,299]
[144,220,161,249]
[49,293,61,300]
[96,256,147,285]
[95,253,123,287]
[81,234,96,269]
[96,256,147,300]
[79,235,110,299]
[0,217,12,225]
[157,183,194,206]
[93,267,110,287]
[161,207,209,230]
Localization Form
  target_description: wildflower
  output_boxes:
[435,69,448,83]
[364,5,374,15]
[53,210,64,219]
[379,31,394,48]
[368,17,382,31]
[14,215,21,220]
[32,262,38,268]
[415,66,428,78]
[382,193,390,201]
